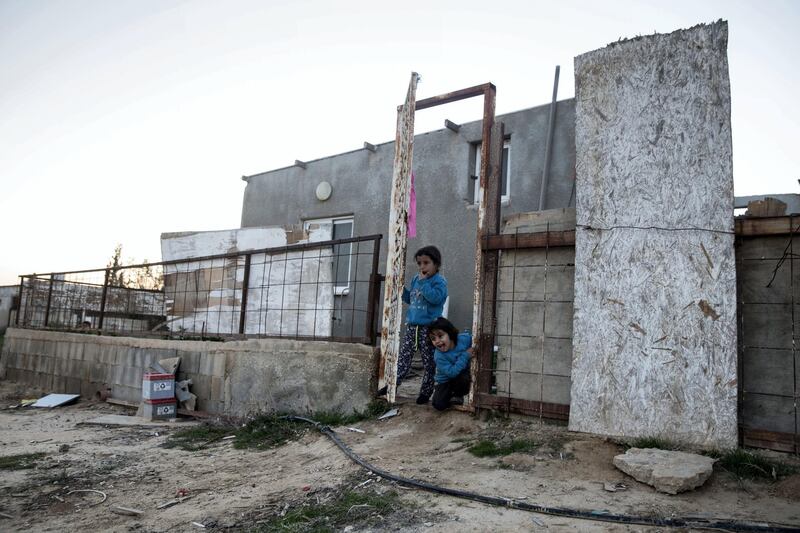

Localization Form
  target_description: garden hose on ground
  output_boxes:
[286,416,800,533]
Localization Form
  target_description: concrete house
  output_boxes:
[240,100,576,332]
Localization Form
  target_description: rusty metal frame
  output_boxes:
[380,77,501,405]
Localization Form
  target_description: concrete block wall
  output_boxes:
[495,209,575,405]
[0,328,377,417]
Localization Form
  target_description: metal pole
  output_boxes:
[365,235,382,345]
[538,65,560,211]
[239,253,251,335]
[380,72,419,404]
[44,274,54,327]
[15,276,23,326]
[99,269,110,330]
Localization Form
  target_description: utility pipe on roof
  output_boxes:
[538,65,560,211]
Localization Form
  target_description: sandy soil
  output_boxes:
[1,379,799,533]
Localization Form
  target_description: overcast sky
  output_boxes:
[1,0,798,284]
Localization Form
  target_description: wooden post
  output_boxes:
[380,72,419,403]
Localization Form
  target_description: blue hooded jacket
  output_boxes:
[402,272,447,326]
[434,332,472,384]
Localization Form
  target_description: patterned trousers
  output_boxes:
[397,324,436,398]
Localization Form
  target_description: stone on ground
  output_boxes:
[613,448,715,494]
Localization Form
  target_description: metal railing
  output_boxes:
[16,234,383,344]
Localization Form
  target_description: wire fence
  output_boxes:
[16,234,383,344]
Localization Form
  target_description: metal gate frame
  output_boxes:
[380,79,504,405]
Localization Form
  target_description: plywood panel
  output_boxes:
[570,22,737,448]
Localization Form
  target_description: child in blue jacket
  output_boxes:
[380,245,447,404]
[428,317,472,411]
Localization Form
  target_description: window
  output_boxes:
[303,216,354,295]
[472,139,510,204]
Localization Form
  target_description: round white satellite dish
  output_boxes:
[316,181,332,201]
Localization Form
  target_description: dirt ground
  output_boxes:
[1,379,799,533]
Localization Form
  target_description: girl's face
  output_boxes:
[416,254,437,277]
[429,329,454,352]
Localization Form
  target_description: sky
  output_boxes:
[0,0,798,285]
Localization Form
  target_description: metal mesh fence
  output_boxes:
[16,235,382,344]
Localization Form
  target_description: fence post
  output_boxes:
[365,235,383,344]
[15,276,23,326]
[239,253,251,335]
[99,268,110,330]
[44,274,55,327]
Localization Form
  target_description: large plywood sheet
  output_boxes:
[570,22,737,447]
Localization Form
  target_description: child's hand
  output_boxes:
[467,347,474,359]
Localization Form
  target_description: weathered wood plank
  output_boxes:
[380,73,418,403]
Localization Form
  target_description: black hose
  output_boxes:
[286,416,800,533]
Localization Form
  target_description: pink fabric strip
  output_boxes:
[408,171,417,238]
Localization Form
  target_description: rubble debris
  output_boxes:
[110,505,145,516]
[613,448,715,494]
[602,481,628,492]
[158,357,181,375]
[157,496,192,509]
[378,408,399,420]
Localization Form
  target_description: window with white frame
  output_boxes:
[472,139,510,204]
[303,216,354,295]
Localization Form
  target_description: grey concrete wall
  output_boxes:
[496,209,575,405]
[570,22,737,448]
[241,101,576,333]
[738,232,799,447]
[0,285,17,335]
[0,328,377,417]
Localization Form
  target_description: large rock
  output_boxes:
[613,448,715,494]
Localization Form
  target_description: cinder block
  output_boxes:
[116,347,135,368]
[508,371,541,402]
[55,341,72,360]
[741,392,794,434]
[542,375,571,405]
[739,258,791,305]
[122,366,143,388]
[69,359,87,380]
[83,343,102,363]
[543,337,572,377]
[40,356,55,375]
[742,304,792,350]
[742,347,793,396]
[545,265,575,302]
[51,375,67,393]
[511,266,546,301]
[37,372,53,391]
[65,377,82,394]
[176,351,201,374]
[192,375,211,403]
[80,380,98,399]
[512,302,544,337]
[544,302,573,338]
[211,376,224,401]
[55,357,70,377]
[68,341,84,361]
[200,351,226,378]
[25,354,39,372]
[90,363,107,383]
[3,351,18,369]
